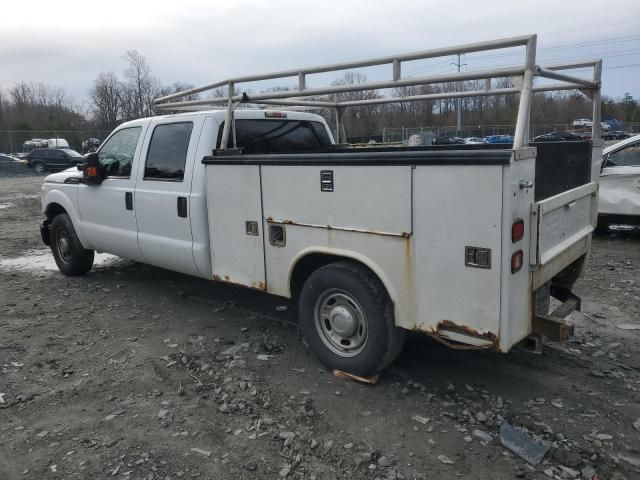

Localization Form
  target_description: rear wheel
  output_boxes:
[50,214,94,276]
[299,261,405,376]
[33,162,46,174]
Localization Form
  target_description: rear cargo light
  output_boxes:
[264,111,287,118]
[511,250,524,274]
[511,219,525,243]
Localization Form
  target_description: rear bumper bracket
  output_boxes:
[532,286,580,342]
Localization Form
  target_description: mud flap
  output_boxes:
[40,220,51,246]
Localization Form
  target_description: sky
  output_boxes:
[1,0,639,108]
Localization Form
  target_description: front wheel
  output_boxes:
[50,214,94,276]
[299,261,405,376]
[33,162,46,174]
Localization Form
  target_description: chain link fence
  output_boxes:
[3,122,639,154]
[0,130,110,155]
[356,122,640,144]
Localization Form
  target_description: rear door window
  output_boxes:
[217,119,331,153]
[144,122,194,181]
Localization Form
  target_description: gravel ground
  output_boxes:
[0,171,639,480]
[0,158,40,178]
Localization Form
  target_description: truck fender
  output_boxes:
[287,246,403,322]
[43,188,88,247]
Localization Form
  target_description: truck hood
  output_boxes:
[44,167,82,184]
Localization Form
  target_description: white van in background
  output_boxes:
[48,138,70,149]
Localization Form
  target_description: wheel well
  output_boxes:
[289,253,387,303]
[45,203,67,221]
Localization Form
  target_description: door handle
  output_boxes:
[177,197,188,218]
[125,192,133,210]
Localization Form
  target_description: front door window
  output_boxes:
[98,127,142,178]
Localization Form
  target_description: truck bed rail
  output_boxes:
[202,148,514,166]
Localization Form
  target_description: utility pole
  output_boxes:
[451,54,467,136]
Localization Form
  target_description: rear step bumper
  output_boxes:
[532,286,580,342]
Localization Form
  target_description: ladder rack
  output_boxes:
[153,34,602,150]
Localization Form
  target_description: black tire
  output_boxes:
[50,214,94,276]
[299,261,405,376]
[33,162,46,174]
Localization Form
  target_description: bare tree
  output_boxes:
[122,50,153,118]
[91,72,123,129]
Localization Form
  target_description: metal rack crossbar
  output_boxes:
[153,34,602,149]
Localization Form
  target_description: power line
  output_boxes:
[540,18,640,38]
[469,39,640,62]
[405,32,640,77]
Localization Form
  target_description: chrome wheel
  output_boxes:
[56,230,71,264]
[34,163,45,174]
[314,289,368,357]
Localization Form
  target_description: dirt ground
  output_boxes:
[1,174,639,480]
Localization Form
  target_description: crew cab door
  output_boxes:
[599,140,640,217]
[78,125,147,261]
[133,118,200,276]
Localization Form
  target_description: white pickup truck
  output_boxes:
[40,35,604,376]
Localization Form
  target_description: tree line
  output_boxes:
[1,50,639,140]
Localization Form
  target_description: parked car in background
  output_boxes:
[573,118,592,127]
[533,131,584,142]
[26,148,83,174]
[0,153,20,163]
[433,136,465,145]
[598,133,640,230]
[464,137,485,144]
[602,131,632,141]
[483,134,513,144]
[22,138,51,151]
[82,138,101,154]
[570,120,609,131]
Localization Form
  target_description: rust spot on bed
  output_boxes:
[412,320,498,350]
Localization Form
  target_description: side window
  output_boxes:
[311,122,332,145]
[607,143,640,167]
[216,120,331,153]
[144,122,194,181]
[98,127,142,178]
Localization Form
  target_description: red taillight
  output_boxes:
[265,111,287,118]
[511,250,523,274]
[512,219,524,243]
